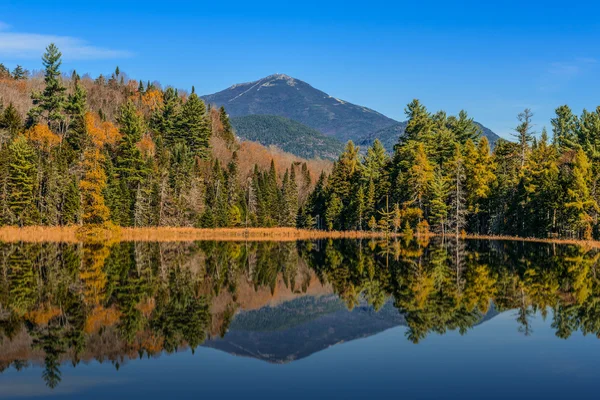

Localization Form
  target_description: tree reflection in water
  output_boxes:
[0,238,599,388]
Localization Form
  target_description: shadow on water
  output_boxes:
[0,237,599,388]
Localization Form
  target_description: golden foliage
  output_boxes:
[84,112,120,147]
[136,298,156,317]
[84,306,121,334]
[26,124,60,150]
[25,305,61,326]
[80,148,111,225]
[141,88,163,112]
[137,133,156,158]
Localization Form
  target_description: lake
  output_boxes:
[0,238,599,399]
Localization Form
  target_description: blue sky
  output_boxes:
[1,0,599,139]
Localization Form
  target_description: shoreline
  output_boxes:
[0,226,598,248]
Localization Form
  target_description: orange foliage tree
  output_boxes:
[26,123,60,152]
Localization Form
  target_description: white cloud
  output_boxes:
[0,23,131,60]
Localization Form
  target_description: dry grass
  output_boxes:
[0,226,79,243]
[2,226,600,248]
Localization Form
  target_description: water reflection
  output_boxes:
[0,238,599,388]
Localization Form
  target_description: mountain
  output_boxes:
[204,295,499,364]
[231,115,345,160]
[202,74,398,143]
[358,121,501,153]
[203,74,501,157]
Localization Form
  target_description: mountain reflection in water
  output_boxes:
[0,238,599,390]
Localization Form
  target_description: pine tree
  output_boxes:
[513,108,534,168]
[7,136,37,225]
[28,44,67,133]
[449,110,481,145]
[551,105,578,150]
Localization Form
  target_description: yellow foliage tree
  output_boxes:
[26,123,60,152]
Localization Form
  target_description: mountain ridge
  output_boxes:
[230,114,345,160]
[202,74,501,155]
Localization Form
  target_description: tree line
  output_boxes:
[1,44,599,239]
[301,101,600,239]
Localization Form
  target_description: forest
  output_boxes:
[0,44,599,239]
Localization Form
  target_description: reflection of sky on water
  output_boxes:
[1,309,598,400]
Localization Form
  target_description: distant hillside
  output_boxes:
[202,74,397,143]
[231,115,345,160]
[358,121,501,152]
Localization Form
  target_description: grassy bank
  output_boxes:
[0,226,598,248]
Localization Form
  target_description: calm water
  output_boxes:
[0,238,599,399]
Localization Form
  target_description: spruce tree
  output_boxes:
[179,93,211,158]
[7,136,37,225]
[1,103,22,139]
[65,75,87,152]
[152,88,181,143]
[116,101,148,224]
[12,65,28,80]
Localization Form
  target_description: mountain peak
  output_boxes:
[202,75,396,142]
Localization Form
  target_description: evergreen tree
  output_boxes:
[179,93,211,158]
[65,75,87,152]
[562,148,598,239]
[28,44,67,133]
[7,136,37,225]
[448,144,466,237]
[429,168,450,234]
[1,103,22,139]
[152,88,181,142]
[115,101,148,224]
[513,108,534,168]
[11,65,28,80]
[218,106,235,145]
[551,105,578,150]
